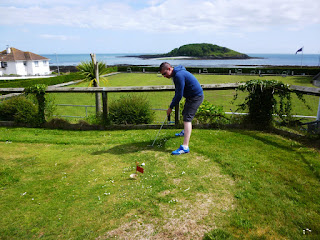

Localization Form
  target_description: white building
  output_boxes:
[0,47,50,76]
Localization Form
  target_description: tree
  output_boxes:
[77,59,109,114]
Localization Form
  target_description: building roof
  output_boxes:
[0,47,49,62]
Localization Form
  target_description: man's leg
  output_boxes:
[183,121,192,147]
[172,95,203,155]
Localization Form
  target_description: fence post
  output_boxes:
[102,89,108,121]
[175,104,180,126]
[90,53,102,114]
[317,97,320,121]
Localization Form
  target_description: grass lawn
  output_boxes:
[51,73,319,123]
[0,127,319,239]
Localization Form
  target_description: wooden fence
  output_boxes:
[1,83,320,125]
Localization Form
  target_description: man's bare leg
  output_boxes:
[183,121,192,147]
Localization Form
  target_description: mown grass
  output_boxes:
[0,127,319,239]
[51,73,319,123]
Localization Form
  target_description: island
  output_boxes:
[128,43,251,60]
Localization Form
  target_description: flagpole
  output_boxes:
[300,48,303,68]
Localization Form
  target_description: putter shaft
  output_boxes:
[150,116,167,147]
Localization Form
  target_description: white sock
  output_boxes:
[182,145,188,150]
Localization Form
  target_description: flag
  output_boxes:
[136,165,144,173]
[295,47,303,54]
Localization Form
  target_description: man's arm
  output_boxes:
[169,76,185,109]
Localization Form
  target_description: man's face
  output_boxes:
[160,67,173,79]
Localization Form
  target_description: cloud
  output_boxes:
[40,34,77,41]
[1,0,319,33]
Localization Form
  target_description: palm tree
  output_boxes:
[77,61,109,114]
[77,61,109,87]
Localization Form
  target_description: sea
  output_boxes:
[42,53,320,68]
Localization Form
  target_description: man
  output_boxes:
[159,62,204,155]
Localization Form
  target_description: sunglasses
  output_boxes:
[161,69,169,76]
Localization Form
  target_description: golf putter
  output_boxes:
[149,115,167,147]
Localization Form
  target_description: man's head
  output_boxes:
[159,62,174,78]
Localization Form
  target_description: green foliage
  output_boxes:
[116,65,320,76]
[0,72,83,88]
[0,96,37,124]
[24,84,47,95]
[77,61,110,87]
[195,100,229,125]
[234,79,309,127]
[24,84,56,126]
[84,112,109,126]
[25,84,47,125]
[167,43,249,58]
[109,95,155,124]
[178,99,228,125]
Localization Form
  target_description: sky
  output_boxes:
[0,0,320,54]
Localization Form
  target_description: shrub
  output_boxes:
[178,99,228,125]
[233,79,309,128]
[0,72,83,88]
[109,95,154,124]
[84,113,109,126]
[0,95,37,124]
[195,100,229,125]
[25,84,47,125]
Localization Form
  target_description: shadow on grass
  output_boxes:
[92,136,175,155]
[229,129,320,181]
[229,129,298,152]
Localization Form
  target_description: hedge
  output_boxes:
[117,65,320,76]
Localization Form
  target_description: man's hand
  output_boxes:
[167,108,172,116]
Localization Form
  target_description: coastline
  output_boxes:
[50,64,319,74]
[125,54,255,60]
[44,53,320,68]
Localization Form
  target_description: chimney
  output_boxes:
[6,46,11,54]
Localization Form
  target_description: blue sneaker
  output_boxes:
[175,130,184,137]
[171,145,190,155]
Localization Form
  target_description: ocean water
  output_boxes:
[42,53,320,68]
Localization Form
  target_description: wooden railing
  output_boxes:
[1,83,320,125]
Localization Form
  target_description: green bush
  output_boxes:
[195,100,229,125]
[233,79,309,128]
[109,95,154,124]
[0,96,37,124]
[178,99,228,125]
[0,72,84,88]
[84,113,108,126]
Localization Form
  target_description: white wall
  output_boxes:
[2,62,17,75]
[29,60,50,75]
[1,60,50,76]
[15,61,28,75]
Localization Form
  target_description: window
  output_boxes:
[23,61,27,66]
[34,61,39,67]
[1,62,7,68]
[43,60,48,65]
